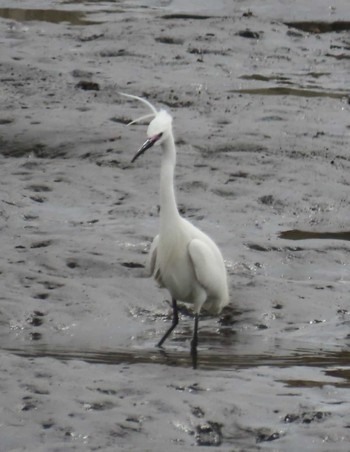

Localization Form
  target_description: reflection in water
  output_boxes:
[280,229,350,241]
[5,344,350,374]
[0,8,98,25]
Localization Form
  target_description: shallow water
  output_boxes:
[231,87,347,99]
[5,344,350,376]
[0,7,97,25]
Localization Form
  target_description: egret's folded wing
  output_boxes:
[146,235,159,275]
[147,235,164,286]
[188,238,221,294]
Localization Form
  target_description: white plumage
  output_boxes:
[122,93,229,368]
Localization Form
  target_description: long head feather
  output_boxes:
[119,92,158,116]
[127,113,155,126]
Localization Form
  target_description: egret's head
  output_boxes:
[120,93,173,163]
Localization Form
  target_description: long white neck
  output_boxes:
[159,133,181,233]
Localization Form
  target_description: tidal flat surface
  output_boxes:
[0,0,349,450]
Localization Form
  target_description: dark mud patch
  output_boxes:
[195,421,223,446]
[161,14,212,20]
[245,242,303,252]
[75,80,100,91]
[256,428,282,443]
[30,240,52,249]
[0,118,14,125]
[155,36,185,45]
[27,311,45,328]
[25,185,52,193]
[120,262,145,269]
[0,142,67,158]
[284,411,331,424]
[110,116,133,125]
[237,29,260,39]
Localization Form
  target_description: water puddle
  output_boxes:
[281,372,350,389]
[285,21,350,34]
[240,74,292,83]
[280,229,350,241]
[240,72,330,83]
[230,87,346,99]
[0,8,100,25]
[161,14,212,20]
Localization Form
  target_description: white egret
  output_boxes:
[122,93,229,368]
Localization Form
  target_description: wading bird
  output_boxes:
[122,93,229,368]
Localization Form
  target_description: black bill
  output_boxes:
[131,133,162,163]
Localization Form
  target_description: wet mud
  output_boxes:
[0,0,350,450]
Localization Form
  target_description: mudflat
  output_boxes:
[0,1,349,450]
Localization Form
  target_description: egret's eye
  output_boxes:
[151,132,163,143]
[151,132,163,144]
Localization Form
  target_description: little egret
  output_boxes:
[122,93,229,368]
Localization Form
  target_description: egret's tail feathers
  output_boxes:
[203,296,229,316]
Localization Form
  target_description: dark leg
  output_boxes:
[191,313,199,369]
[157,298,178,348]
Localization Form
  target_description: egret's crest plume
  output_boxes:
[119,92,158,125]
